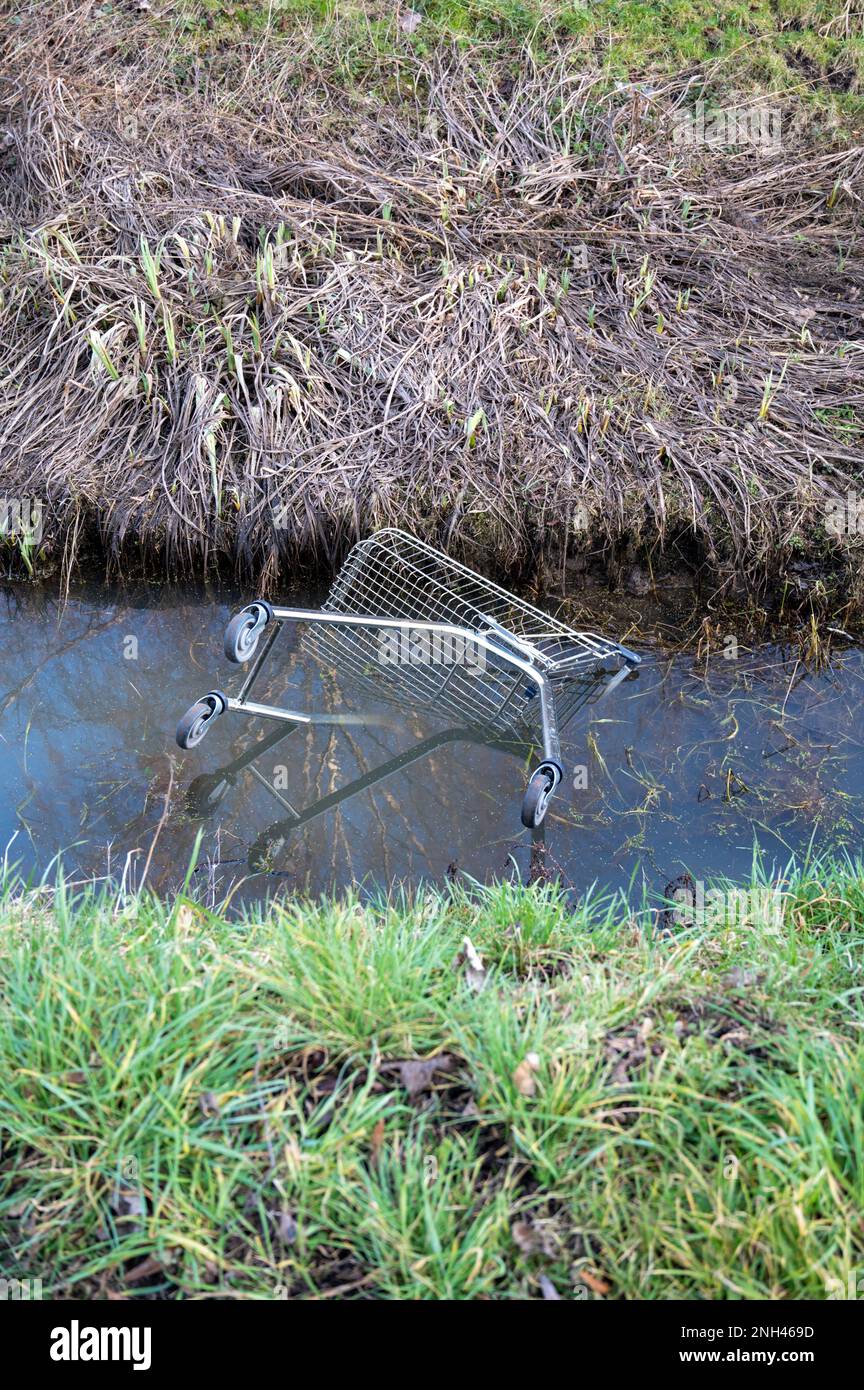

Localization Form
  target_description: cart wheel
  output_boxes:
[224,604,269,664]
[176,694,225,750]
[521,768,556,829]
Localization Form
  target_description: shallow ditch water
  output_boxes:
[1,579,863,910]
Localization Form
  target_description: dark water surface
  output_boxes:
[1,580,862,907]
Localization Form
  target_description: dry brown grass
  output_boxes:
[1,3,863,594]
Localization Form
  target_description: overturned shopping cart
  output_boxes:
[175,529,640,827]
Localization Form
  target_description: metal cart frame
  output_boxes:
[176,529,639,827]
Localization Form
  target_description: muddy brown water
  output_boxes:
[1,580,862,911]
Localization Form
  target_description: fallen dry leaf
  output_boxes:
[578,1267,611,1296]
[512,1052,541,1097]
[123,1254,164,1284]
[370,1117,386,1162]
[460,935,487,991]
[722,966,764,990]
[399,8,422,34]
[512,1220,540,1256]
[174,903,197,934]
[198,1090,221,1118]
[511,1220,558,1259]
[398,1054,456,1098]
[275,1209,298,1245]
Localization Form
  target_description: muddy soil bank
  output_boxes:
[3,524,862,656]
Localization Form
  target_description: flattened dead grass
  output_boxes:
[1,5,862,594]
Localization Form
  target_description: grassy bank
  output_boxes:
[1,4,863,601]
[171,1,864,96]
[1,860,863,1299]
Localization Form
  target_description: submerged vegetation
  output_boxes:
[0,2,861,602]
[0,860,862,1298]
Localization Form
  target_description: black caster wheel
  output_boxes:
[521,767,556,829]
[176,692,226,750]
[224,602,272,664]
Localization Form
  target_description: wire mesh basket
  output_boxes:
[307,530,630,736]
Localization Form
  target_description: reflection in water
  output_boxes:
[1,580,863,909]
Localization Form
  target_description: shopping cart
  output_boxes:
[175,529,640,827]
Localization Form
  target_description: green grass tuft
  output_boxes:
[1,859,863,1298]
